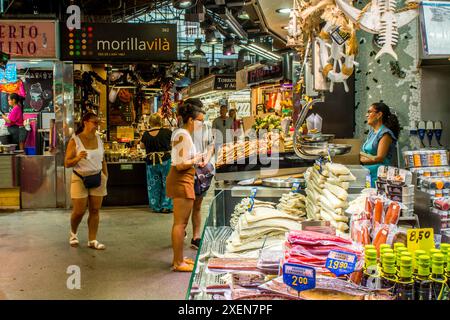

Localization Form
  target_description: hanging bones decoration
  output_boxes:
[317,22,359,92]
[335,0,419,60]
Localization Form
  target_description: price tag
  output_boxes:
[291,182,301,193]
[314,159,323,174]
[325,250,357,276]
[248,187,258,212]
[407,228,435,254]
[283,263,316,292]
[330,27,350,45]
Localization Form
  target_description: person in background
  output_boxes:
[228,108,242,141]
[360,102,400,187]
[191,110,215,250]
[1,93,27,150]
[65,112,108,250]
[212,104,233,146]
[140,113,173,213]
[166,99,205,272]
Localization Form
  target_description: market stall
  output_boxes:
[58,22,179,207]
[0,19,65,209]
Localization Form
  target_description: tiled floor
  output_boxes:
[0,192,212,300]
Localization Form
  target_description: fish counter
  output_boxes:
[187,161,450,300]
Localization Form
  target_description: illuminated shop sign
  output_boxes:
[60,23,177,61]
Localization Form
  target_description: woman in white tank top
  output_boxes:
[64,112,108,250]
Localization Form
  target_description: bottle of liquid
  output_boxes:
[396,247,408,271]
[361,249,380,288]
[380,248,394,270]
[393,242,405,256]
[446,253,450,293]
[397,256,415,300]
[440,243,450,269]
[415,255,433,300]
[381,253,398,295]
[413,250,427,277]
[429,249,441,261]
[430,253,448,300]
[379,244,391,259]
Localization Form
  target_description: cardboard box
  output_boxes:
[331,138,362,165]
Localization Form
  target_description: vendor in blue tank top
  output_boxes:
[360,102,401,187]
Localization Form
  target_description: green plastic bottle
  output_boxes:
[396,247,408,272]
[397,256,415,300]
[430,253,448,300]
[414,255,433,300]
[446,253,450,294]
[429,248,441,259]
[361,249,380,288]
[413,250,427,276]
[393,242,405,255]
[440,243,450,269]
[380,248,394,269]
[365,244,376,251]
[381,253,398,295]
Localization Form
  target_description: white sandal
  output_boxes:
[69,232,79,247]
[88,240,106,250]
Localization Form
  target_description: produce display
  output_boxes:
[305,162,355,232]
[251,114,282,132]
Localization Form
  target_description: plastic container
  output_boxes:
[413,153,422,167]
[420,151,429,167]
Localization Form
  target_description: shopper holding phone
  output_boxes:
[166,98,205,272]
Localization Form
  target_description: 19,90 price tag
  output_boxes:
[326,250,357,277]
[407,228,435,254]
[283,263,316,292]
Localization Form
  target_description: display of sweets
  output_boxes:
[403,150,449,168]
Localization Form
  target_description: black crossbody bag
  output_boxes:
[74,170,102,189]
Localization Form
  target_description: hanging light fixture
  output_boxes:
[172,0,198,10]
[223,38,235,56]
[237,9,250,20]
[205,28,222,44]
[191,38,206,58]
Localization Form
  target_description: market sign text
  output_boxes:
[0,20,56,58]
[59,23,177,62]
[247,62,283,86]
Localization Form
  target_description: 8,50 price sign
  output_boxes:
[325,250,357,277]
[407,228,435,254]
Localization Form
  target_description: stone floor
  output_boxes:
[0,197,211,300]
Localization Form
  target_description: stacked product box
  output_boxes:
[376,166,414,217]
[431,198,450,230]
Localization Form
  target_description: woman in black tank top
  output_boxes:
[140,113,173,213]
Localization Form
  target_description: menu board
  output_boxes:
[22,70,53,113]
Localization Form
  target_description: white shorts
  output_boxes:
[71,172,108,199]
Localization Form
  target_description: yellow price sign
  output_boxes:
[407,228,435,254]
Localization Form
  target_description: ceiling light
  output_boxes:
[282,26,289,30]
[223,38,235,56]
[238,10,250,20]
[223,8,248,39]
[205,29,222,44]
[172,0,197,10]
[276,8,292,14]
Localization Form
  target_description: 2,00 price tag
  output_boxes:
[407,228,435,254]
[325,250,357,277]
[283,263,316,292]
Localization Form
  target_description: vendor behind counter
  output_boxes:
[360,102,400,187]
